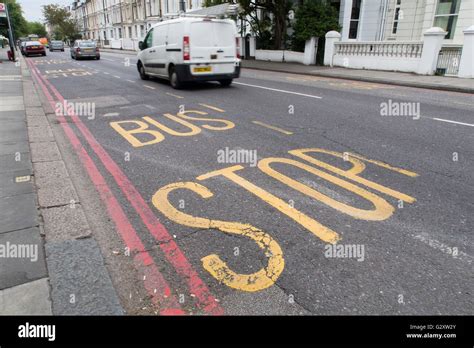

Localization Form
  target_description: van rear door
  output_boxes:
[189,20,236,75]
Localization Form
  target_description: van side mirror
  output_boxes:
[139,41,144,50]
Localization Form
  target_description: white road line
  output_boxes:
[234,81,322,99]
[113,75,121,79]
[166,92,184,99]
[103,72,110,75]
[144,85,155,89]
[430,117,474,127]
[413,234,473,264]
[126,79,136,83]
[102,58,116,62]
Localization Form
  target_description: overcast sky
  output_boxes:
[19,0,72,22]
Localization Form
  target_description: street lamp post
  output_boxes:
[4,3,15,60]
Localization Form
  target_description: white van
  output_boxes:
[137,17,241,89]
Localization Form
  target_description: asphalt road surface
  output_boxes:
[25,48,473,315]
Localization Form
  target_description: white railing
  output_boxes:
[334,41,423,58]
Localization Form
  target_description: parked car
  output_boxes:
[23,41,46,57]
[49,40,65,52]
[137,16,240,89]
[71,40,100,60]
[20,41,28,55]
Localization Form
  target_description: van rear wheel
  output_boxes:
[169,67,183,89]
[219,79,233,87]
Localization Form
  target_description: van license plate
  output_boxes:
[193,66,212,73]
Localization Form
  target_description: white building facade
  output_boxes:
[336,0,473,45]
[70,0,205,48]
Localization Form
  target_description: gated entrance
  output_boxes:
[436,46,463,76]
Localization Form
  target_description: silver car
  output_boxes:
[49,40,65,52]
[71,40,100,60]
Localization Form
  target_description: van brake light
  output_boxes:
[183,36,190,61]
[236,37,240,59]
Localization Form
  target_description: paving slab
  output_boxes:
[0,81,22,95]
[37,178,78,208]
[0,152,32,174]
[0,277,52,315]
[0,169,34,198]
[26,115,49,127]
[0,122,28,142]
[0,141,29,156]
[28,126,54,142]
[0,193,38,234]
[41,205,91,242]
[0,110,26,121]
[25,107,46,117]
[30,141,61,163]
[0,227,47,289]
[45,238,124,315]
[33,160,69,184]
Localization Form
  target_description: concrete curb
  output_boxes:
[20,54,125,315]
[100,48,137,56]
[241,64,474,94]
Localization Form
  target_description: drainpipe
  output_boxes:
[378,0,388,41]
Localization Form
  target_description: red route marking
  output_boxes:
[27,59,184,315]
[28,59,224,315]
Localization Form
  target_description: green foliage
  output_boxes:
[239,0,291,50]
[42,4,70,27]
[0,0,28,39]
[26,21,47,37]
[291,0,340,52]
[42,4,80,41]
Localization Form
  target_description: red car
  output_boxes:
[24,41,46,57]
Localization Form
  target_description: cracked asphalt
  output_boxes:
[27,48,473,315]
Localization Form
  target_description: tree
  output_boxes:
[291,0,340,63]
[26,22,47,37]
[42,4,70,28]
[239,0,291,50]
[42,4,80,41]
[0,0,28,39]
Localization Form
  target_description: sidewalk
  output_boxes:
[241,59,474,94]
[0,48,124,315]
[0,48,51,314]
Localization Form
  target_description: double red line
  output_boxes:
[26,59,224,315]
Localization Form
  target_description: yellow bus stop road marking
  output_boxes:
[252,121,293,135]
[198,103,225,113]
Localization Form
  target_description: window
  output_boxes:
[349,0,361,39]
[144,28,153,49]
[392,0,402,34]
[118,28,122,39]
[433,0,460,39]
